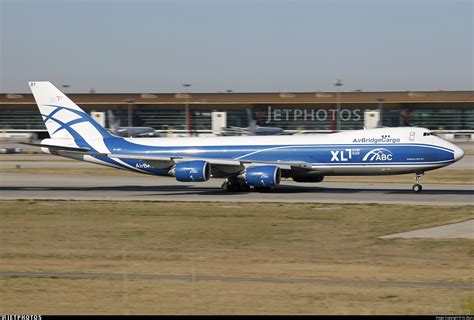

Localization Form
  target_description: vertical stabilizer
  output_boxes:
[29,81,112,140]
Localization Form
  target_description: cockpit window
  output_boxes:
[423,132,436,136]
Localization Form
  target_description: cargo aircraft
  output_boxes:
[26,82,464,193]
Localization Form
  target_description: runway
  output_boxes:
[380,219,474,239]
[1,172,473,205]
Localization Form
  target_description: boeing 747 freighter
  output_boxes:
[26,82,464,192]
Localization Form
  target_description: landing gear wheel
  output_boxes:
[239,183,251,192]
[252,186,272,193]
[221,181,230,191]
[412,184,422,193]
[221,179,250,192]
[229,183,241,192]
[412,173,424,193]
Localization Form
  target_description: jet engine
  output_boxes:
[243,165,281,187]
[172,160,211,182]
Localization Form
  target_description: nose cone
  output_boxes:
[453,144,465,161]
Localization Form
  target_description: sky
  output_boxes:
[0,0,472,93]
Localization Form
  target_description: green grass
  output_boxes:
[462,297,474,315]
[0,200,473,314]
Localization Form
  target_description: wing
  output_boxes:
[105,153,313,171]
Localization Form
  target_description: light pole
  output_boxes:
[125,98,135,137]
[183,83,192,136]
[376,97,385,127]
[334,79,343,132]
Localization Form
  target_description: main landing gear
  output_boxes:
[412,173,424,193]
[221,177,251,192]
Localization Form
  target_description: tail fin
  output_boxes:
[29,81,112,140]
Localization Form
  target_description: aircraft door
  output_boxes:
[409,131,415,141]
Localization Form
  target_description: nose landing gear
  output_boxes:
[412,173,424,192]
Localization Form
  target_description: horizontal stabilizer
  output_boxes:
[21,142,91,153]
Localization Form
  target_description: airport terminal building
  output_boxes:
[1,90,473,139]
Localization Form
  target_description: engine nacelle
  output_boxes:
[173,160,211,182]
[244,165,281,188]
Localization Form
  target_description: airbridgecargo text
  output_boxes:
[353,137,400,144]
